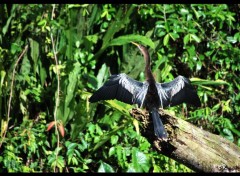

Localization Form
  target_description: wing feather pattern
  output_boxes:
[89,73,148,107]
[157,76,201,107]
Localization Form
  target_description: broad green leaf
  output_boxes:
[161,64,172,80]
[67,143,78,150]
[188,28,198,33]
[180,8,189,15]
[96,63,108,89]
[98,161,115,173]
[222,99,231,113]
[0,70,6,93]
[105,100,132,117]
[56,156,65,171]
[222,128,234,142]
[94,6,135,61]
[190,77,229,86]
[110,135,119,145]
[169,32,179,41]
[190,34,201,43]
[127,164,136,172]
[234,32,240,42]
[2,5,17,35]
[184,34,190,45]
[132,147,150,172]
[68,4,89,8]
[191,6,200,19]
[62,61,81,123]
[196,61,202,71]
[29,38,39,75]
[37,19,47,26]
[109,34,155,49]
[163,33,170,46]
[165,21,170,32]
[227,36,237,44]
[212,103,221,112]
[88,123,95,135]
[231,128,240,137]
[85,35,98,44]
[38,59,47,86]
[10,43,21,54]
[91,120,131,152]
[109,147,115,157]
[20,55,31,76]
[70,99,91,139]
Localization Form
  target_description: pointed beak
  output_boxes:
[131,41,140,47]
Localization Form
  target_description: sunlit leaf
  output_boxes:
[37,19,47,26]
[66,142,77,150]
[133,119,140,135]
[127,164,136,172]
[109,147,115,157]
[163,33,170,46]
[227,36,237,44]
[98,161,115,173]
[132,147,150,172]
[196,61,202,71]
[161,65,172,80]
[96,63,108,89]
[105,100,132,117]
[190,78,229,86]
[184,34,190,45]
[180,8,189,15]
[222,128,234,142]
[85,35,98,44]
[109,34,155,49]
[110,135,119,145]
[0,71,6,93]
[190,34,201,43]
[169,32,179,40]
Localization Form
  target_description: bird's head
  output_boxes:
[131,41,145,50]
[131,41,149,58]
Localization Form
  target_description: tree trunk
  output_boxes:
[130,108,240,172]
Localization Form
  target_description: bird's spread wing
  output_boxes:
[157,75,201,107]
[89,73,148,107]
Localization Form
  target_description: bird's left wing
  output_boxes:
[89,73,148,107]
[157,75,201,107]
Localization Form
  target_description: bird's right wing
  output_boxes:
[89,73,148,107]
[158,75,201,107]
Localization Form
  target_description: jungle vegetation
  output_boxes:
[0,4,239,172]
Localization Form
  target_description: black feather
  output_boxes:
[151,108,167,139]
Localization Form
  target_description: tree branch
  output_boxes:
[130,108,240,172]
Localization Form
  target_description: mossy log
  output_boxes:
[130,108,240,172]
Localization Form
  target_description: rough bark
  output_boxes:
[130,108,240,172]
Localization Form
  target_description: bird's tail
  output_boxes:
[151,108,168,139]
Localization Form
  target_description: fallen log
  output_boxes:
[130,108,240,172]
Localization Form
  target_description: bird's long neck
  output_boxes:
[143,51,155,83]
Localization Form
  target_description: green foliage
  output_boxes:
[0,4,239,172]
[109,34,155,49]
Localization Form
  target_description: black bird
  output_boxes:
[89,42,201,139]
